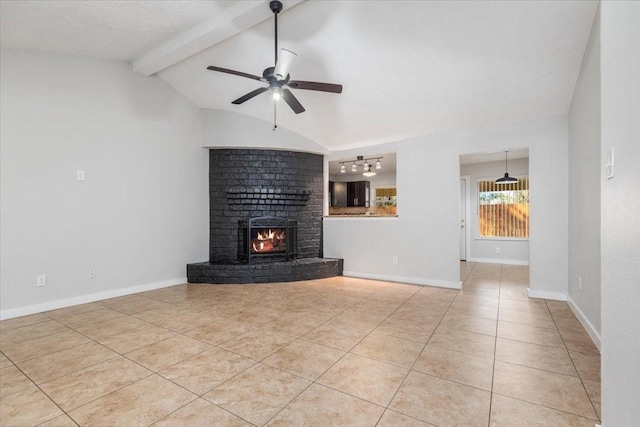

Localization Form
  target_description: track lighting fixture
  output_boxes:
[337,155,384,176]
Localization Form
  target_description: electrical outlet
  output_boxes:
[36,274,47,287]
[392,256,399,264]
[495,247,501,254]
[578,276,582,290]
[88,269,96,279]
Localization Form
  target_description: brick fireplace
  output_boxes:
[187,149,343,284]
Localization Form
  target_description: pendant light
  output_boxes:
[340,163,346,173]
[495,151,518,185]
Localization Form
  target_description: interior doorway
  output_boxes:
[459,149,530,265]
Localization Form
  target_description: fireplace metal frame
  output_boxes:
[238,216,298,263]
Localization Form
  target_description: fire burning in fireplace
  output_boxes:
[238,217,297,262]
[251,228,286,254]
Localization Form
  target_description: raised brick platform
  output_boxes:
[187,258,343,284]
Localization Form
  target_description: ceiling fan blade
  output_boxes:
[282,89,305,114]
[274,49,297,81]
[207,66,265,81]
[232,87,270,105]
[288,80,343,93]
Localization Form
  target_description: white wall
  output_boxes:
[460,158,529,265]
[600,2,640,425]
[527,119,569,300]
[567,6,601,347]
[200,109,328,154]
[324,116,569,295]
[0,51,209,319]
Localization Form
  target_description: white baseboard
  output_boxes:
[0,277,187,321]
[467,257,529,266]
[342,271,462,290]
[566,295,602,351]
[527,289,567,301]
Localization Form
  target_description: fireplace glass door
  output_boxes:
[238,217,297,263]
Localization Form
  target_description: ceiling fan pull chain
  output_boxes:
[273,100,278,131]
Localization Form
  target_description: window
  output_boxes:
[375,187,397,215]
[478,178,529,238]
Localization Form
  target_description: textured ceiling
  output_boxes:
[0,0,237,61]
[1,1,599,151]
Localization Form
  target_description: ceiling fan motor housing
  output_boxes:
[263,67,289,88]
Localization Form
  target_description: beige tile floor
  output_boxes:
[0,263,601,426]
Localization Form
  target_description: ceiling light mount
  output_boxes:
[269,1,283,14]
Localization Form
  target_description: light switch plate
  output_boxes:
[605,148,614,179]
[76,170,86,181]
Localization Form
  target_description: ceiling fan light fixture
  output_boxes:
[351,162,357,172]
[376,159,382,169]
[272,86,283,100]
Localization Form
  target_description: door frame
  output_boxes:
[460,175,471,261]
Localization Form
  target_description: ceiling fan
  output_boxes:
[206,0,342,118]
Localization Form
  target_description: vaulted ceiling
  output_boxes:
[0,0,598,151]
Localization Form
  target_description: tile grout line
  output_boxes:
[69,315,253,426]
[258,283,406,426]
[6,355,77,426]
[487,263,504,427]
[300,285,423,425]
[48,312,209,425]
[545,299,602,423]
[378,275,462,424]
[39,322,166,425]
[1,314,158,425]
[263,282,447,426]
[162,285,392,426]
